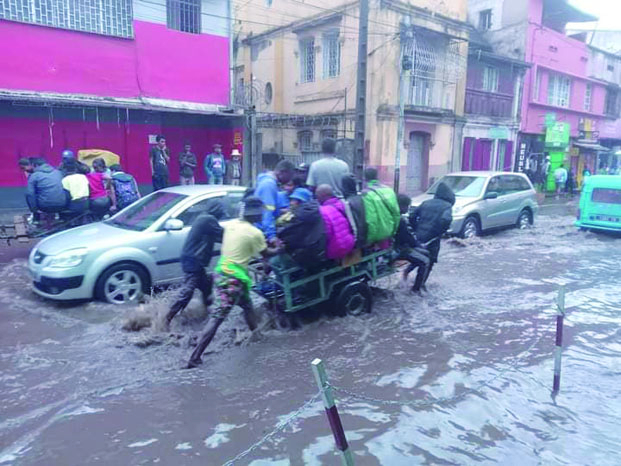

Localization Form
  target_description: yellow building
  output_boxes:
[234,0,469,194]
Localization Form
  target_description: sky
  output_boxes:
[568,0,621,30]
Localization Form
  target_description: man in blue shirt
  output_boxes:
[254,159,295,240]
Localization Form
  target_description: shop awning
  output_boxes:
[0,88,240,117]
[574,141,611,151]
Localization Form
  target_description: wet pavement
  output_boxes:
[1,204,621,465]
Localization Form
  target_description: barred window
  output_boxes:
[323,33,340,79]
[298,131,313,151]
[300,38,315,83]
[0,0,133,38]
[167,0,201,34]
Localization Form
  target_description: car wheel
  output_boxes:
[517,209,532,230]
[95,262,149,305]
[333,281,373,317]
[461,216,480,239]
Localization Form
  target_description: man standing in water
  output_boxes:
[187,196,280,368]
[164,200,225,328]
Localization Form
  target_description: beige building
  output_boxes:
[234,0,469,193]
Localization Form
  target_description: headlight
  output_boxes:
[48,248,88,268]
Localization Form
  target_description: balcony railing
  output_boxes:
[465,88,514,118]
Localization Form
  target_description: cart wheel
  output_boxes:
[333,281,373,317]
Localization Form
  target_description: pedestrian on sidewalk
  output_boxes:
[150,135,170,191]
[165,200,225,327]
[186,196,280,368]
[228,149,242,185]
[204,144,226,185]
[179,141,197,185]
[554,165,568,199]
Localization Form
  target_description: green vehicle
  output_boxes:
[575,175,621,233]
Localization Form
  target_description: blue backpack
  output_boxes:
[112,174,139,209]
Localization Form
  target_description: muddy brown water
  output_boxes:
[1,212,621,465]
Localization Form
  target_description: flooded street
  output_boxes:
[2,206,621,465]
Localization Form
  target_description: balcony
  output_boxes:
[465,88,514,119]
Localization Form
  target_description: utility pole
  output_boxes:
[243,73,257,186]
[394,21,413,192]
[353,0,369,181]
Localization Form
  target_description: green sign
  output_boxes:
[488,126,509,139]
[545,113,557,128]
[545,122,570,148]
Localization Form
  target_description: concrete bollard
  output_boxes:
[311,358,354,466]
[552,286,565,393]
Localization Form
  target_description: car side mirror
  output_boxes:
[163,219,184,231]
[484,191,498,200]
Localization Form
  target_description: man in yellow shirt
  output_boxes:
[187,196,280,368]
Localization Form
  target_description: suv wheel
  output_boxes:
[95,263,149,305]
[461,216,480,239]
[517,209,532,230]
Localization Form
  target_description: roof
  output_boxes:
[0,88,241,117]
[159,185,247,196]
[573,141,611,152]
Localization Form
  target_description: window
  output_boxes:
[298,131,313,151]
[321,129,337,140]
[482,66,500,92]
[0,0,133,38]
[479,9,492,30]
[323,33,341,78]
[592,188,621,204]
[108,193,187,232]
[584,83,592,111]
[177,196,225,226]
[265,83,273,105]
[547,73,571,108]
[300,39,316,83]
[167,0,201,34]
[605,89,619,116]
[534,69,542,101]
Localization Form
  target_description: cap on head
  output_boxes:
[62,150,75,159]
[289,187,312,203]
[231,149,241,157]
[341,173,357,197]
[242,196,264,217]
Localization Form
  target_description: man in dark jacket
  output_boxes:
[165,200,225,326]
[26,158,67,215]
[341,174,367,248]
[395,194,429,293]
[409,182,455,288]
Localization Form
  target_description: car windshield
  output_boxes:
[427,176,486,198]
[107,192,187,231]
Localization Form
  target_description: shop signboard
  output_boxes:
[545,122,570,149]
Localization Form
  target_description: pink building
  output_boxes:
[0,0,240,205]
[468,0,621,182]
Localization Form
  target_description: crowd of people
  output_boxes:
[19,151,140,225]
[164,137,456,369]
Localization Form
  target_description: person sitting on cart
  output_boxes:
[165,199,225,329]
[362,167,400,246]
[26,158,67,220]
[316,184,355,261]
[187,196,281,369]
[342,173,367,248]
[395,194,430,294]
[61,158,90,221]
[409,182,454,290]
[255,159,296,241]
[275,187,324,270]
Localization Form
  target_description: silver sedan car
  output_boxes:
[28,185,246,304]
[411,171,539,238]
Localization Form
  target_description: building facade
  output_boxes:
[234,0,469,194]
[0,0,240,204]
[468,0,621,187]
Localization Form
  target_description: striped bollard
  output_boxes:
[552,286,565,393]
[311,358,355,466]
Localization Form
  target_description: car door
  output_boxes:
[497,175,525,226]
[152,195,226,284]
[481,176,506,229]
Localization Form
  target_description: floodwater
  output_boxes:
[2,206,621,465]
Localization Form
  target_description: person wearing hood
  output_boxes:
[362,167,401,244]
[409,181,455,289]
[26,158,67,216]
[341,174,367,248]
[165,199,226,327]
[316,184,355,260]
[254,159,295,240]
[395,194,429,293]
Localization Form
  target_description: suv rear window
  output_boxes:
[592,188,621,204]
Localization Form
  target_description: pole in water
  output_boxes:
[552,286,565,393]
[311,358,355,466]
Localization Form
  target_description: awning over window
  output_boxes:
[573,141,611,151]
